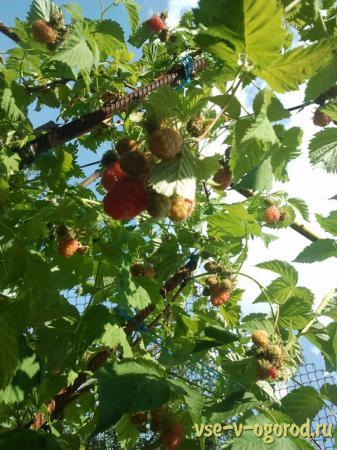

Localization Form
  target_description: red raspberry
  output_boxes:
[161,421,184,450]
[58,238,79,257]
[211,288,230,306]
[147,15,165,33]
[32,20,57,44]
[103,178,148,220]
[148,128,183,160]
[101,161,126,191]
[213,166,232,190]
[267,367,278,379]
[264,206,281,224]
[313,109,332,127]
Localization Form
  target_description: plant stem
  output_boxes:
[284,0,302,14]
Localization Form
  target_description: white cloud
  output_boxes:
[166,0,199,27]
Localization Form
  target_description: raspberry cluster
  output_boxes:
[130,406,184,450]
[204,262,236,307]
[251,330,284,380]
[101,128,196,223]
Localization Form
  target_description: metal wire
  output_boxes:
[67,290,337,450]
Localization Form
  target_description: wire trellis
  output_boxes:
[67,290,337,450]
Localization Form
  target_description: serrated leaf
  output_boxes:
[305,56,337,102]
[256,260,298,285]
[309,128,337,173]
[237,158,273,192]
[101,324,132,357]
[281,387,323,425]
[27,0,62,22]
[86,20,125,60]
[193,156,220,181]
[271,126,302,181]
[253,89,290,121]
[0,429,63,450]
[295,239,337,263]
[316,211,337,236]
[0,319,19,389]
[279,296,314,329]
[115,0,140,35]
[256,42,332,93]
[321,101,337,121]
[146,86,182,120]
[149,150,196,200]
[320,383,337,406]
[288,198,310,221]
[168,378,203,422]
[96,359,170,432]
[230,111,279,181]
[63,3,84,21]
[52,25,94,74]
[208,204,260,238]
[1,88,25,121]
[195,0,286,68]
[128,21,152,48]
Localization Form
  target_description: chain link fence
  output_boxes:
[66,290,337,449]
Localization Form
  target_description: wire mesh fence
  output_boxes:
[66,290,337,449]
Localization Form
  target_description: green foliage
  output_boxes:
[0,0,336,448]
[309,128,337,172]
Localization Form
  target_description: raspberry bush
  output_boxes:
[0,0,337,449]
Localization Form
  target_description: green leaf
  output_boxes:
[210,94,241,119]
[168,378,203,422]
[115,0,140,35]
[27,0,62,22]
[271,127,302,182]
[316,211,337,236]
[256,260,298,285]
[64,3,84,21]
[1,88,25,121]
[253,89,290,121]
[295,239,337,263]
[278,295,314,329]
[146,86,182,120]
[0,319,19,389]
[281,387,323,425]
[96,359,170,432]
[193,156,220,181]
[0,429,63,450]
[288,198,310,221]
[305,56,337,102]
[149,150,196,201]
[52,25,95,74]
[256,42,332,92]
[320,383,337,406]
[238,158,273,192]
[195,0,286,68]
[86,20,125,60]
[208,204,261,239]
[321,101,337,121]
[309,128,337,173]
[101,324,132,357]
[230,105,279,181]
[128,21,152,48]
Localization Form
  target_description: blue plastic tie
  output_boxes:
[176,54,194,90]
